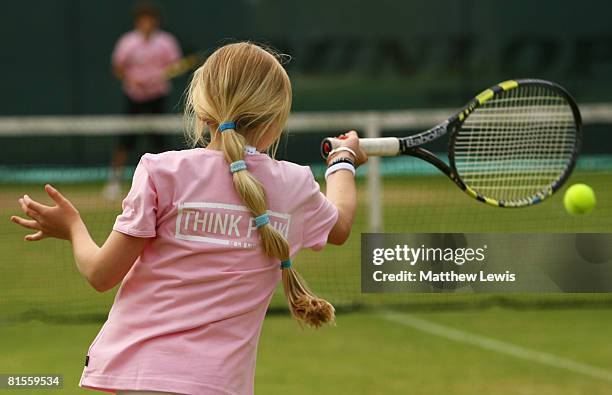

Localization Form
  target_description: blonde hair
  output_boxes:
[184,42,335,328]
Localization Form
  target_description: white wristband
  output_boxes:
[328,147,356,159]
[325,162,356,180]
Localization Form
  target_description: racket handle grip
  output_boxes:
[320,137,401,158]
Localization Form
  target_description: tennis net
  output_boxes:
[1,106,611,323]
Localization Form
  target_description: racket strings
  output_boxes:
[453,84,577,205]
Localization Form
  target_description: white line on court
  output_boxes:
[381,311,612,383]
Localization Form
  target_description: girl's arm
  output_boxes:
[325,130,367,245]
[10,184,147,292]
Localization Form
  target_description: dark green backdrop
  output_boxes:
[1,0,611,166]
[2,0,612,115]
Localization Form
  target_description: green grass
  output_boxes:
[1,171,611,394]
[1,309,611,394]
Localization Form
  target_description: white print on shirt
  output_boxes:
[175,202,291,248]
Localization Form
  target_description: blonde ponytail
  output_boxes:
[185,42,335,328]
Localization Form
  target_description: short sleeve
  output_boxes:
[301,171,339,251]
[164,34,182,64]
[111,34,130,67]
[113,156,157,238]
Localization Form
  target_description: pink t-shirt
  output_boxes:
[79,148,338,395]
[112,30,182,102]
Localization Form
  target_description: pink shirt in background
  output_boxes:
[80,148,338,395]
[112,30,182,102]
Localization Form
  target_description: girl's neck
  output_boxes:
[205,143,260,154]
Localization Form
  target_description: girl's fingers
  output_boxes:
[18,198,39,220]
[23,195,50,213]
[45,184,67,206]
[10,215,41,230]
[25,231,46,242]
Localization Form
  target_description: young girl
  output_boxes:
[10,42,367,395]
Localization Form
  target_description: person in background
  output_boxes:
[104,2,182,200]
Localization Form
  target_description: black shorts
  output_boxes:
[119,95,168,151]
[126,95,166,115]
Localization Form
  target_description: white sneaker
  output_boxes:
[103,181,122,201]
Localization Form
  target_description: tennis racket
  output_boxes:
[164,52,203,79]
[321,79,582,208]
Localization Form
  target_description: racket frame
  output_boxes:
[321,79,582,208]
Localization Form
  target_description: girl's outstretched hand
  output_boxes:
[10,184,83,241]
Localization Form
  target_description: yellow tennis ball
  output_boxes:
[564,184,596,215]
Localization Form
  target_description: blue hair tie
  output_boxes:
[254,213,269,228]
[230,160,247,173]
[281,260,292,269]
[218,121,236,132]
